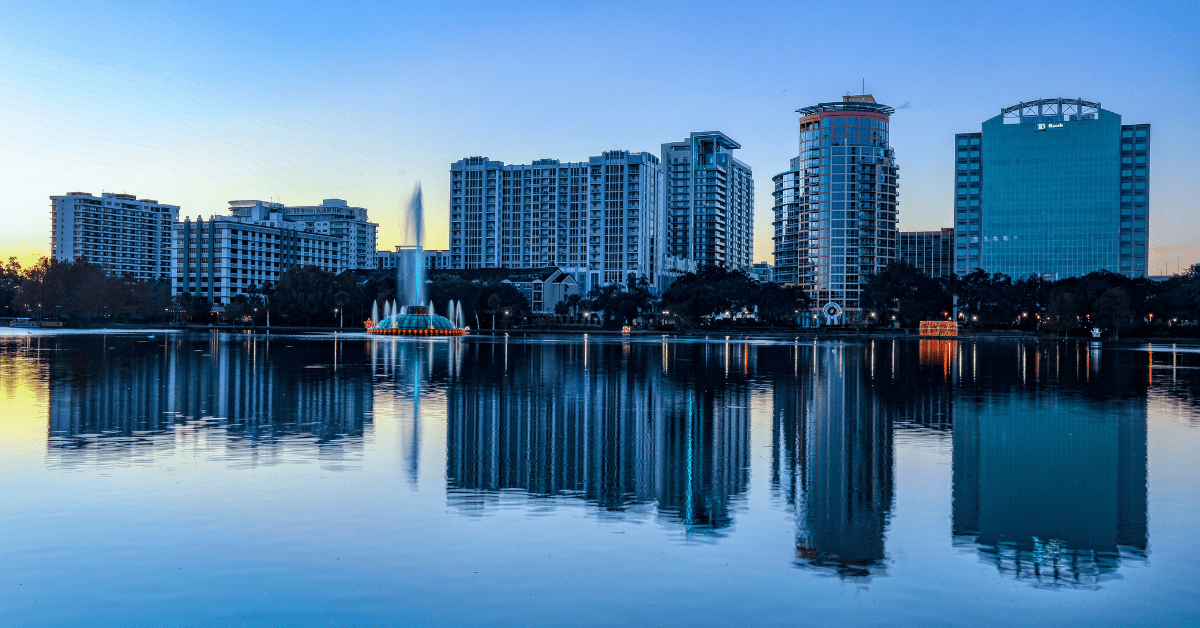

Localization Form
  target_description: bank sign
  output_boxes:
[1035,122,1065,132]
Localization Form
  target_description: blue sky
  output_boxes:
[2,0,1197,272]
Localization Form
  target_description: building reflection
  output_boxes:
[952,342,1149,589]
[773,343,895,578]
[45,334,374,461]
[446,339,750,534]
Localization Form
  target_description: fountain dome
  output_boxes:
[368,305,465,336]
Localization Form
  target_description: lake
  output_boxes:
[1,331,1198,626]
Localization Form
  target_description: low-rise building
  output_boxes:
[171,201,340,307]
[377,248,452,272]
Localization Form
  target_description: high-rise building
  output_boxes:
[449,151,665,293]
[773,95,899,315]
[771,159,803,285]
[660,132,754,271]
[899,228,954,278]
[228,199,377,273]
[50,192,179,280]
[171,201,341,306]
[954,98,1149,279]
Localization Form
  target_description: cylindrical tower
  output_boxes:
[789,94,899,319]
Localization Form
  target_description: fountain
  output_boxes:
[367,185,466,336]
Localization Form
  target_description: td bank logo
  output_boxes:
[1036,122,1047,131]
[1036,122,1065,132]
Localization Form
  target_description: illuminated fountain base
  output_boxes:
[366,306,466,336]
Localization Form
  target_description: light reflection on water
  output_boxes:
[1,331,1199,626]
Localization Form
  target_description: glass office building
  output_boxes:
[772,95,899,315]
[954,98,1149,279]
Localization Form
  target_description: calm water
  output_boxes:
[2,331,1199,627]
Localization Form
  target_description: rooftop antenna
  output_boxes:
[862,77,866,94]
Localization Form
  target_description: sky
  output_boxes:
[1,0,1197,274]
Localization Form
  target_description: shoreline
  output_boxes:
[3,322,1199,346]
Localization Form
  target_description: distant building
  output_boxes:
[228,199,377,273]
[954,98,1149,278]
[428,267,579,315]
[424,249,453,271]
[171,201,340,307]
[376,248,452,271]
[449,152,666,293]
[660,132,755,271]
[899,228,954,277]
[773,95,900,316]
[50,192,179,280]
[749,262,774,283]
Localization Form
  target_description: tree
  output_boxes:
[660,266,759,327]
[224,293,265,324]
[861,261,950,327]
[754,282,811,326]
[427,277,483,326]
[473,282,530,329]
[273,266,338,325]
[583,275,656,327]
[1092,287,1133,340]
[1044,291,1079,338]
[486,293,502,329]
[15,257,110,322]
[176,292,212,323]
[1153,264,1200,323]
[0,257,21,316]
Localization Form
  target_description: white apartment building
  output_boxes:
[449,151,666,293]
[228,199,378,273]
[171,202,340,307]
[50,192,180,280]
[660,132,755,271]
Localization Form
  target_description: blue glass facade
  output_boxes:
[773,95,899,312]
[954,99,1149,279]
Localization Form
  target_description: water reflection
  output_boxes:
[772,343,893,577]
[39,334,374,466]
[1,332,1178,592]
[952,342,1149,589]
[446,340,750,534]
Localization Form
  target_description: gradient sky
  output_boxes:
[2,1,1197,273]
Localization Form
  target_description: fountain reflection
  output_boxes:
[446,340,750,534]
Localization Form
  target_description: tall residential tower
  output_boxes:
[954,98,1149,278]
[772,95,899,315]
[449,151,665,293]
[660,132,754,271]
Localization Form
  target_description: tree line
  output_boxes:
[2,257,173,322]
[5,256,1197,336]
[861,261,1200,337]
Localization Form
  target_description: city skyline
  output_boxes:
[1,2,1198,274]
